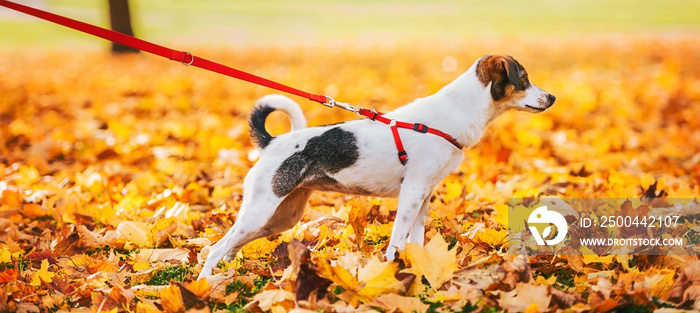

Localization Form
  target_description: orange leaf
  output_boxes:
[186,278,212,300]
[160,284,184,313]
[21,203,46,219]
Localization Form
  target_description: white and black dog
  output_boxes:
[198,55,555,278]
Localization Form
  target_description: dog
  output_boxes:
[198,55,555,278]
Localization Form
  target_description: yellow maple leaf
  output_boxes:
[135,301,162,313]
[316,260,361,306]
[580,246,614,264]
[132,261,150,271]
[0,249,11,263]
[186,278,212,299]
[357,256,405,297]
[31,259,55,286]
[491,203,508,227]
[534,275,557,286]
[241,237,280,258]
[160,284,184,313]
[474,228,507,246]
[463,222,507,246]
[442,177,463,202]
[406,234,456,290]
[317,260,358,291]
[116,221,152,247]
[252,288,295,311]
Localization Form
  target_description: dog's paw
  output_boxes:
[384,247,397,262]
[197,268,212,279]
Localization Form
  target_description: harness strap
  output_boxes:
[358,109,463,165]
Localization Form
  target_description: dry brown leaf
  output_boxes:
[498,283,551,313]
[252,288,295,311]
[135,248,190,263]
[367,293,430,313]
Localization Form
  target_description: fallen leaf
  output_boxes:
[498,283,551,313]
[135,301,163,313]
[287,239,332,301]
[368,293,430,313]
[357,256,405,297]
[31,259,55,286]
[186,278,212,300]
[253,288,295,311]
[135,248,190,263]
[405,234,456,290]
[160,284,185,313]
[116,221,152,247]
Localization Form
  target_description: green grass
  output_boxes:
[216,276,272,313]
[144,265,191,285]
[1,0,699,49]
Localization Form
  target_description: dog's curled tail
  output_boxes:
[248,94,307,149]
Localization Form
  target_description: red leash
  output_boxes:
[0,0,463,165]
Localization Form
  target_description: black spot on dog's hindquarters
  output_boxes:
[272,127,359,197]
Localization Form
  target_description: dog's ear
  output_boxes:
[477,55,522,101]
[501,56,520,87]
[477,55,520,87]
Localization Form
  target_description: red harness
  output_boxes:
[0,0,464,165]
[357,109,463,165]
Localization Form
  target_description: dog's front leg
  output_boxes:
[385,181,435,261]
[406,193,432,245]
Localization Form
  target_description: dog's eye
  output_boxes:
[520,74,530,87]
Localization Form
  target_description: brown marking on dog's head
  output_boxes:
[476,55,531,102]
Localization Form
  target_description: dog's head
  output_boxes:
[476,55,555,113]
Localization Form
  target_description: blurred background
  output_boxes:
[2,0,700,49]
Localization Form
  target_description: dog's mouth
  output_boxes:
[525,105,547,112]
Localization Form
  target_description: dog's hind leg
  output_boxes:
[197,187,312,279]
[222,187,312,262]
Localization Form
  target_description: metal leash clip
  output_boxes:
[324,96,361,115]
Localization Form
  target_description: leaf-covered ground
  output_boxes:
[1,36,700,312]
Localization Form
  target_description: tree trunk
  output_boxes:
[108,0,139,54]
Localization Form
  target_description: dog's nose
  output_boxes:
[547,94,556,104]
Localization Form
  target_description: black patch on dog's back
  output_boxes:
[272,127,358,197]
[249,105,276,149]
